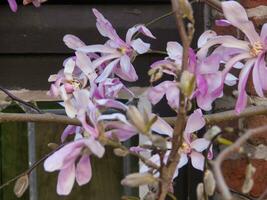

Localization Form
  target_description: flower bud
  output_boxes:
[196,183,204,200]
[149,134,167,150]
[204,170,216,196]
[113,148,129,157]
[127,106,147,134]
[204,126,221,140]
[14,174,29,198]
[121,173,157,187]
[180,70,195,97]
[242,163,256,193]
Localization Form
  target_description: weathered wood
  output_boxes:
[0,5,176,54]
[0,87,148,103]
[0,121,29,200]
[35,123,124,200]
[0,54,159,89]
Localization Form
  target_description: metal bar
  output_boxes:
[27,122,38,200]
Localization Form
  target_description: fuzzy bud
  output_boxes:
[204,170,216,196]
[180,70,195,97]
[121,173,157,187]
[127,106,147,134]
[242,163,256,193]
[14,174,29,198]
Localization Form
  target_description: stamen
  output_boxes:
[249,41,264,57]
[69,79,82,89]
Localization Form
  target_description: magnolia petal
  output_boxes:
[167,41,183,64]
[140,154,160,174]
[215,19,231,27]
[222,1,260,44]
[73,89,90,110]
[197,30,217,48]
[126,25,155,44]
[184,109,205,142]
[63,34,85,50]
[85,137,105,158]
[120,55,133,74]
[151,114,173,137]
[7,0,18,12]
[191,138,210,152]
[190,151,205,171]
[96,59,120,82]
[235,59,254,114]
[252,55,264,97]
[196,93,214,111]
[166,85,180,111]
[131,38,150,54]
[198,54,221,74]
[95,99,128,110]
[178,153,189,168]
[75,52,97,81]
[76,155,92,186]
[147,81,175,105]
[44,140,84,172]
[260,23,267,43]
[98,113,130,125]
[115,61,138,82]
[57,163,76,195]
[63,58,76,80]
[61,125,77,142]
[92,53,120,69]
[92,8,122,43]
[78,44,117,54]
[225,73,238,86]
[64,99,77,119]
[197,36,249,60]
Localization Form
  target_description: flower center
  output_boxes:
[249,41,264,57]
[69,79,82,89]
[118,47,128,55]
[181,142,191,154]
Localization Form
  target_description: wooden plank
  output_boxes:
[0,54,161,89]
[0,87,148,103]
[0,119,29,200]
[35,123,124,200]
[0,0,169,5]
[0,4,177,54]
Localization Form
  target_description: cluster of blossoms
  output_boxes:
[6,0,45,12]
[44,1,267,196]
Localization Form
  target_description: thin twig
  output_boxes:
[133,11,174,39]
[200,0,222,13]
[0,112,81,125]
[212,125,267,200]
[1,105,267,127]
[164,105,267,126]
[0,143,66,190]
[0,86,42,113]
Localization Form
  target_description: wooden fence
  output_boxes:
[0,1,205,199]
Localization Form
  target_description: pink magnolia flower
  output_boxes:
[92,78,134,99]
[78,9,155,82]
[178,109,210,171]
[44,137,105,195]
[148,81,180,111]
[7,0,17,12]
[140,109,212,178]
[193,54,224,111]
[7,0,45,12]
[197,1,267,113]
[147,42,187,111]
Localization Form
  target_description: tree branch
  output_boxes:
[0,112,81,126]
[164,105,267,126]
[212,125,267,200]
